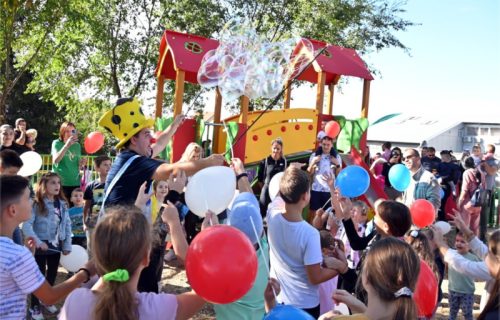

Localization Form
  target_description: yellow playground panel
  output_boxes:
[213,108,319,164]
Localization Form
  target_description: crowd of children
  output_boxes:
[1,113,499,320]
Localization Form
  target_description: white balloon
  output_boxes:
[185,166,236,217]
[60,245,89,272]
[434,221,451,235]
[268,172,284,201]
[18,151,43,177]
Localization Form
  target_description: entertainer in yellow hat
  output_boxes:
[98,97,224,207]
[98,97,224,293]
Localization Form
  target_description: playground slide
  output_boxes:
[341,147,388,208]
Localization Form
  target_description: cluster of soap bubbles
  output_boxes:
[197,19,314,102]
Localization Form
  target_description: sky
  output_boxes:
[146,0,500,124]
[291,0,500,122]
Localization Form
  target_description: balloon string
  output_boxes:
[321,198,331,210]
[223,46,328,156]
[222,120,234,159]
[249,216,277,300]
[203,197,213,226]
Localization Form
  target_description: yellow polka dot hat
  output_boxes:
[98,97,155,148]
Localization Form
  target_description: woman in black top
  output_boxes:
[257,138,287,217]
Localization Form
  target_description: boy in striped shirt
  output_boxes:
[0,175,95,319]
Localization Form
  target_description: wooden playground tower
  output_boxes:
[154,30,374,164]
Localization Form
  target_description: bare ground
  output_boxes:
[35,257,486,320]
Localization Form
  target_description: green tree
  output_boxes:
[2,0,415,134]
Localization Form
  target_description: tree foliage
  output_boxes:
[1,0,415,145]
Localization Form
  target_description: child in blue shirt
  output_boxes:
[68,188,86,248]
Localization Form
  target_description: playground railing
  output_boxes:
[32,154,115,187]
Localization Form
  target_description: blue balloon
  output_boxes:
[335,165,370,198]
[439,187,445,199]
[388,164,411,192]
[264,304,315,320]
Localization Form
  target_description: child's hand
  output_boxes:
[62,250,70,255]
[313,155,321,164]
[161,201,180,226]
[134,181,152,210]
[264,278,280,312]
[315,208,325,218]
[331,188,352,220]
[201,210,219,230]
[321,171,335,189]
[450,209,465,226]
[25,237,36,255]
[168,170,187,193]
[38,242,48,251]
[332,290,366,314]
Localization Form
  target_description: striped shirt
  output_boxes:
[0,237,45,319]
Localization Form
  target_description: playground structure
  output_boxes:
[154,30,374,164]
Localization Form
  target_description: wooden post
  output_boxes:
[283,80,292,109]
[327,83,335,115]
[240,95,249,125]
[155,75,165,118]
[361,79,371,118]
[173,70,185,116]
[213,87,222,152]
[316,71,326,114]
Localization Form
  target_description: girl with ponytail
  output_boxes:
[59,205,205,320]
[321,237,420,319]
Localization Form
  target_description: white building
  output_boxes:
[367,114,500,155]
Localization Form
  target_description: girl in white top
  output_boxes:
[59,205,205,320]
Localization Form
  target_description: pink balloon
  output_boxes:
[84,131,105,154]
[325,121,340,138]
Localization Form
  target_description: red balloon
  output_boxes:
[414,260,438,317]
[185,225,258,304]
[84,131,105,154]
[410,199,435,228]
[324,121,341,138]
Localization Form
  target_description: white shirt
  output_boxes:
[267,210,323,308]
[309,153,342,192]
[0,237,45,319]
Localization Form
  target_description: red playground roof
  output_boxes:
[295,38,374,84]
[155,30,219,84]
[155,31,373,84]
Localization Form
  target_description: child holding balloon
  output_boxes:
[22,172,74,317]
[59,205,205,320]
[321,238,420,319]
[267,166,347,318]
[0,175,96,320]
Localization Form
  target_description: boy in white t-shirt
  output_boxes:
[267,167,346,319]
[0,175,94,320]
